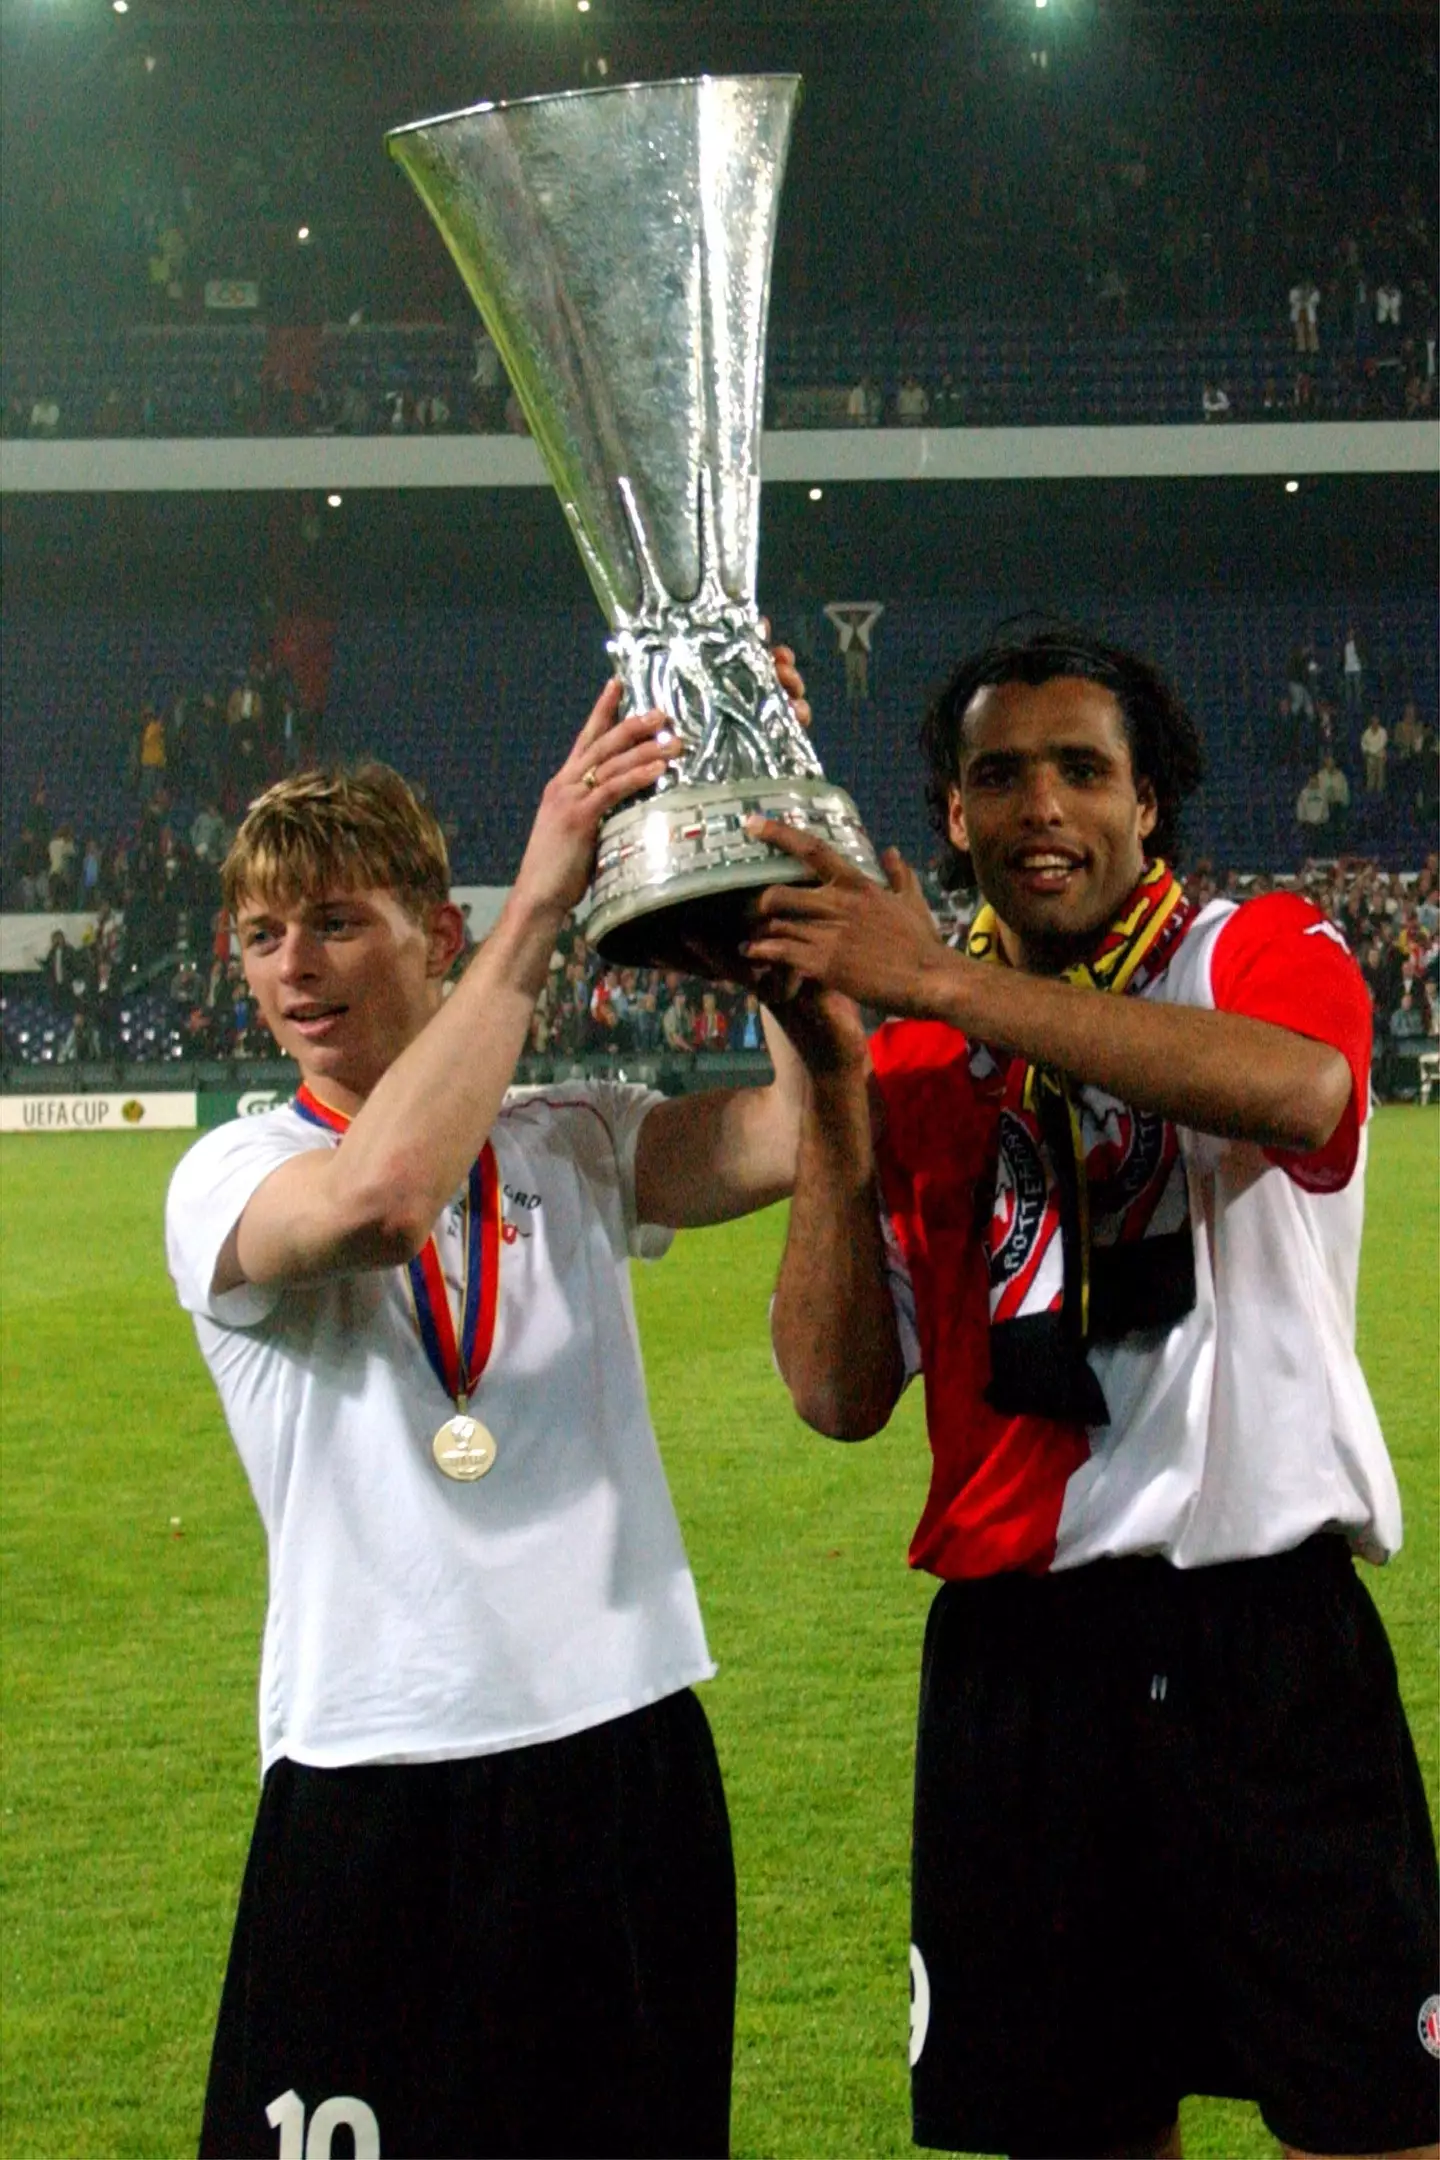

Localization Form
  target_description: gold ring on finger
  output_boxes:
[582,766,599,790]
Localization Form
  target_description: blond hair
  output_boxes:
[222,764,451,920]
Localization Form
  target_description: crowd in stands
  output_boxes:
[815,303,1436,430]
[521,935,768,1065]
[522,851,1440,1098]
[10,19,1433,335]
[14,912,276,1068]
[6,654,318,936]
[1298,856,1440,1100]
[1286,857,1439,1100]
[0,646,780,1069]
[3,652,322,1067]
[6,300,1436,446]
[6,828,1437,1100]
[4,618,1436,1093]
[1,874,776,1076]
[1281,633,1440,858]
[4,14,1435,439]
[16,610,1431,917]
[908,17,1437,351]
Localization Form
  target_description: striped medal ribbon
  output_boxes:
[293,1084,502,1480]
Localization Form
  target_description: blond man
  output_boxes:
[166,682,824,2160]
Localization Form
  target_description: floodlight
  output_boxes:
[113,1,129,13]
[297,226,311,243]
[808,487,823,501]
[1285,480,1299,494]
[327,493,343,508]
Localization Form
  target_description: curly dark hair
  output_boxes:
[920,622,1205,891]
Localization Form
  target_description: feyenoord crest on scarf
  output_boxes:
[971,862,1199,1425]
[387,76,883,966]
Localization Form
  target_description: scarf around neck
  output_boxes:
[968,859,1196,1425]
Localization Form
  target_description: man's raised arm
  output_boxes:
[216,687,677,1294]
[742,825,1353,1156]
[767,995,906,1442]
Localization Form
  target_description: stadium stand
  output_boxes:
[3,312,1433,439]
[1,10,1433,1091]
[3,590,1435,1090]
[4,595,1432,881]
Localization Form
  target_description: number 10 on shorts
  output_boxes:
[266,2088,381,2158]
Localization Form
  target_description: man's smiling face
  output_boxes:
[948,675,1158,974]
[236,885,451,1111]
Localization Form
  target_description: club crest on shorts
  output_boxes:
[1419,1993,1440,2059]
[909,1942,931,2067]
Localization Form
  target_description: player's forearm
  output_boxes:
[707,1004,809,1213]
[632,1010,797,1225]
[920,952,1352,1151]
[771,1072,904,1440]
[328,894,563,1246]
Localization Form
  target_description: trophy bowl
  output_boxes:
[387,74,884,969]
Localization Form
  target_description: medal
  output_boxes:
[293,1085,504,1477]
[407,1145,502,1477]
[433,1412,498,1481]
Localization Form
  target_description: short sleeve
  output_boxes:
[1207,895,1372,1192]
[166,1114,327,1325]
[586,1080,674,1262]
[879,1207,922,1384]
[503,1081,674,1263]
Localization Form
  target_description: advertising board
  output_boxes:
[0,1092,198,1133]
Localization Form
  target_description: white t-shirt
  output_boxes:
[873,895,1402,1576]
[166,1081,714,1774]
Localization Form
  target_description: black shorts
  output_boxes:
[199,1689,735,2160]
[910,1535,1439,2158]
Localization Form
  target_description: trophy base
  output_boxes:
[581,779,882,972]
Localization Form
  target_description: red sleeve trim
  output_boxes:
[1207,895,1371,1192]
[868,1017,970,1083]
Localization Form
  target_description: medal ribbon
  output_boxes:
[293,1083,501,1408]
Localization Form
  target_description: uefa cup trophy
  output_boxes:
[387,74,883,966]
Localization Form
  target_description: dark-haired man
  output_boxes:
[745,629,1437,2160]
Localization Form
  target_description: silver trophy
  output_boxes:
[387,74,882,967]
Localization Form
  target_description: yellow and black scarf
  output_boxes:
[969,860,1196,1425]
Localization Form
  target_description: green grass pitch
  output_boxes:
[2,1111,1435,2159]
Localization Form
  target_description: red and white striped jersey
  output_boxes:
[872,893,1401,1577]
